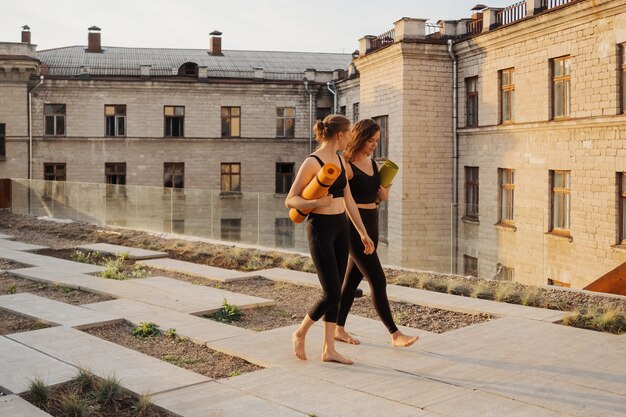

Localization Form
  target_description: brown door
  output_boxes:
[0,179,11,208]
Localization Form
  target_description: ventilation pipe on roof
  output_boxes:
[303,78,313,154]
[327,80,337,114]
[21,25,31,44]
[210,31,222,56]
[448,38,459,274]
[87,26,102,53]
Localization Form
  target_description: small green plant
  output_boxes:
[132,322,160,338]
[7,284,17,294]
[61,286,74,294]
[472,283,495,300]
[95,375,122,405]
[164,328,177,338]
[100,253,134,280]
[592,305,625,333]
[421,277,448,293]
[130,264,149,279]
[28,377,50,405]
[211,298,243,323]
[71,250,101,264]
[69,369,96,393]
[133,393,153,414]
[282,254,305,270]
[227,371,242,377]
[31,321,49,331]
[447,280,472,297]
[61,393,87,417]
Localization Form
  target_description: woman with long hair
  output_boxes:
[285,114,374,365]
[336,118,418,347]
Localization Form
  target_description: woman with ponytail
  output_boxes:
[336,118,418,348]
[285,114,374,365]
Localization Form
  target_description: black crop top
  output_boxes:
[349,159,380,204]
[309,154,346,198]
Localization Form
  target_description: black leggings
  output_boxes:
[306,212,350,323]
[337,208,398,334]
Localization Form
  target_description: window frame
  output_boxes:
[621,44,626,114]
[497,168,515,225]
[466,76,479,127]
[105,162,127,199]
[164,106,185,138]
[619,172,626,244]
[353,102,360,123]
[105,105,126,137]
[221,106,241,138]
[44,104,66,136]
[221,162,241,193]
[163,162,185,189]
[221,218,242,241]
[549,170,571,235]
[463,255,478,278]
[0,123,5,160]
[551,56,571,120]
[499,68,515,124]
[43,162,67,199]
[464,166,479,220]
[275,162,295,194]
[276,107,295,138]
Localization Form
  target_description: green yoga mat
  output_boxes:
[379,160,399,188]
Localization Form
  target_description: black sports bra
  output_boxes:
[349,159,380,204]
[309,154,346,198]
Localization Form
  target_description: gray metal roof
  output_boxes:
[37,46,352,80]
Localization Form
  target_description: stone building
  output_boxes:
[355,0,626,287]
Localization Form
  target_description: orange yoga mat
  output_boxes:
[289,163,341,223]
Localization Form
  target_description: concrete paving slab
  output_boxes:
[1,248,104,274]
[0,239,48,252]
[254,268,321,288]
[0,234,15,240]
[137,258,251,282]
[7,326,210,395]
[152,381,306,417]
[85,299,251,342]
[0,395,53,417]
[0,293,121,328]
[0,337,76,394]
[75,243,168,260]
[7,267,120,296]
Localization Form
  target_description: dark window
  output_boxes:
[275,218,294,248]
[339,105,346,115]
[105,105,126,137]
[43,163,66,199]
[221,162,241,192]
[465,167,479,220]
[550,170,571,232]
[498,168,515,224]
[500,68,515,123]
[164,163,184,188]
[464,255,478,278]
[619,173,626,244]
[164,106,184,137]
[179,62,198,77]
[221,107,241,137]
[221,218,241,241]
[276,107,295,138]
[466,77,478,127]
[316,107,331,121]
[353,102,360,122]
[105,163,126,198]
[44,104,66,136]
[621,45,626,113]
[552,56,571,119]
[275,163,294,194]
[0,123,5,160]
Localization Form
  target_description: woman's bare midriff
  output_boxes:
[311,197,346,215]
[356,203,377,209]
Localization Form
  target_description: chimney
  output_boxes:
[21,25,31,44]
[209,30,222,56]
[87,26,102,53]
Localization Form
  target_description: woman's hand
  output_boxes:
[314,194,334,208]
[377,184,391,202]
[361,234,375,255]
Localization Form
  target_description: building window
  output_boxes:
[105,105,126,137]
[464,255,478,278]
[221,218,241,241]
[178,62,198,77]
[164,106,184,137]
[0,123,5,160]
[465,167,479,220]
[495,264,514,282]
[552,56,571,119]
[500,68,515,123]
[275,218,294,248]
[43,163,66,199]
[164,163,184,189]
[316,107,331,121]
[276,107,295,138]
[372,115,389,241]
[498,168,515,224]
[275,162,294,194]
[44,104,66,136]
[621,45,626,113]
[339,105,346,115]
[221,162,241,193]
[617,172,626,245]
[466,77,478,127]
[105,163,126,198]
[221,107,241,137]
[550,170,571,233]
[353,103,360,122]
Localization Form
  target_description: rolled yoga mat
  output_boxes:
[289,163,341,223]
[379,159,399,188]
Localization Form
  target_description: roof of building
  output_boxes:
[37,46,352,80]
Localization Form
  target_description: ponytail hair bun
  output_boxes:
[313,114,350,143]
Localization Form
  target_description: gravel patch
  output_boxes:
[0,309,50,335]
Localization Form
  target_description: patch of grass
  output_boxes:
[133,393,154,415]
[562,305,625,334]
[161,354,201,367]
[472,283,495,300]
[521,287,544,307]
[447,279,472,297]
[69,369,96,393]
[164,328,177,339]
[28,377,50,405]
[130,264,149,279]
[95,375,122,405]
[61,392,88,417]
[71,250,101,264]
[227,371,242,377]
[132,322,160,338]
[394,273,420,288]
[211,298,243,323]
[494,282,522,304]
[282,254,305,270]
[421,277,448,293]
[7,284,17,294]
[302,257,316,273]
[100,253,128,280]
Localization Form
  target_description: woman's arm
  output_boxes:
[285,158,333,210]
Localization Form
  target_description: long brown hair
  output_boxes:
[343,118,380,162]
[312,114,351,143]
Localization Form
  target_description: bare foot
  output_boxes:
[292,331,307,360]
[321,350,353,365]
[391,331,419,347]
[334,327,361,345]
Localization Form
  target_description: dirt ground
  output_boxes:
[0,309,50,335]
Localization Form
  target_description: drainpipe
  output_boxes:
[28,75,44,180]
[303,78,313,154]
[327,80,337,114]
[447,39,459,274]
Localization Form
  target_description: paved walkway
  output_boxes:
[0,239,624,416]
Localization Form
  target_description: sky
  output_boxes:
[2,0,516,53]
